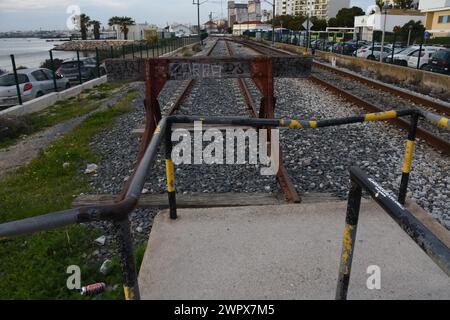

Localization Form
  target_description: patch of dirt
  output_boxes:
[0,83,139,180]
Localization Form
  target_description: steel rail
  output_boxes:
[1,107,448,300]
[166,38,220,116]
[224,39,300,203]
[309,75,450,155]
[313,61,450,118]
[234,38,450,155]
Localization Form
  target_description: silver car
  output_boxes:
[0,68,70,108]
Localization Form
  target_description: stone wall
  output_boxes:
[272,42,450,94]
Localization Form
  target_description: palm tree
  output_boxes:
[79,14,91,40]
[108,16,135,40]
[89,20,101,40]
[376,0,384,9]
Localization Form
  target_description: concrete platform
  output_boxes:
[138,200,450,300]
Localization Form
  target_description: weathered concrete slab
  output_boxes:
[138,200,450,300]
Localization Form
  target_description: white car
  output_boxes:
[407,46,442,69]
[0,68,70,108]
[356,45,392,60]
[387,46,419,66]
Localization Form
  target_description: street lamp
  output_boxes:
[407,24,413,46]
[193,0,208,46]
[306,0,313,50]
[280,20,283,42]
[379,4,389,63]
[263,0,275,45]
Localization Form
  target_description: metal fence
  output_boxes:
[246,30,449,73]
[0,100,448,299]
[1,36,199,108]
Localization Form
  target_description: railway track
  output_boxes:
[155,38,300,202]
[231,38,450,155]
[1,37,449,300]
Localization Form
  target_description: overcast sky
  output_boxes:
[0,0,375,32]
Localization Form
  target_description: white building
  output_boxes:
[169,24,193,37]
[204,21,219,33]
[419,0,450,37]
[228,1,262,25]
[232,21,273,35]
[262,9,273,22]
[113,23,158,40]
[248,0,262,21]
[276,0,350,20]
[228,1,249,25]
[354,9,425,41]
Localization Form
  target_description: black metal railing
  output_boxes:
[0,108,448,299]
[252,31,448,72]
[336,166,450,300]
[1,36,199,107]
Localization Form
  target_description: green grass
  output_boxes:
[0,82,125,150]
[0,88,142,299]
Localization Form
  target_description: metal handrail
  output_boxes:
[0,108,448,300]
[336,166,450,300]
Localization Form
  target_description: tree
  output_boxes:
[327,18,338,28]
[393,25,402,33]
[89,20,101,40]
[108,16,135,40]
[333,6,365,27]
[400,20,425,43]
[376,0,383,9]
[40,58,64,71]
[393,0,414,9]
[272,14,306,31]
[79,14,90,40]
[310,17,327,31]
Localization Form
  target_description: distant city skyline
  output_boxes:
[0,0,375,32]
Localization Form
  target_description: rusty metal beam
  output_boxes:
[105,56,312,82]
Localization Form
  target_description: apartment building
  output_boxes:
[419,0,450,37]
[228,1,262,25]
[275,0,350,20]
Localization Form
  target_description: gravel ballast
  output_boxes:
[85,38,449,260]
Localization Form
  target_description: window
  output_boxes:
[42,69,54,80]
[0,74,29,86]
[410,50,420,57]
[438,15,450,23]
[31,70,48,81]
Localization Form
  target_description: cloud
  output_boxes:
[0,0,130,12]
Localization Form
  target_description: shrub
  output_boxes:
[40,58,64,71]
[0,116,32,140]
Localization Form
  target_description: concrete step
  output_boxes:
[138,200,450,300]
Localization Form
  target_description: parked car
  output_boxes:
[385,46,418,65]
[333,42,357,55]
[0,68,70,108]
[407,46,442,69]
[424,48,450,74]
[356,45,392,60]
[57,57,106,83]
